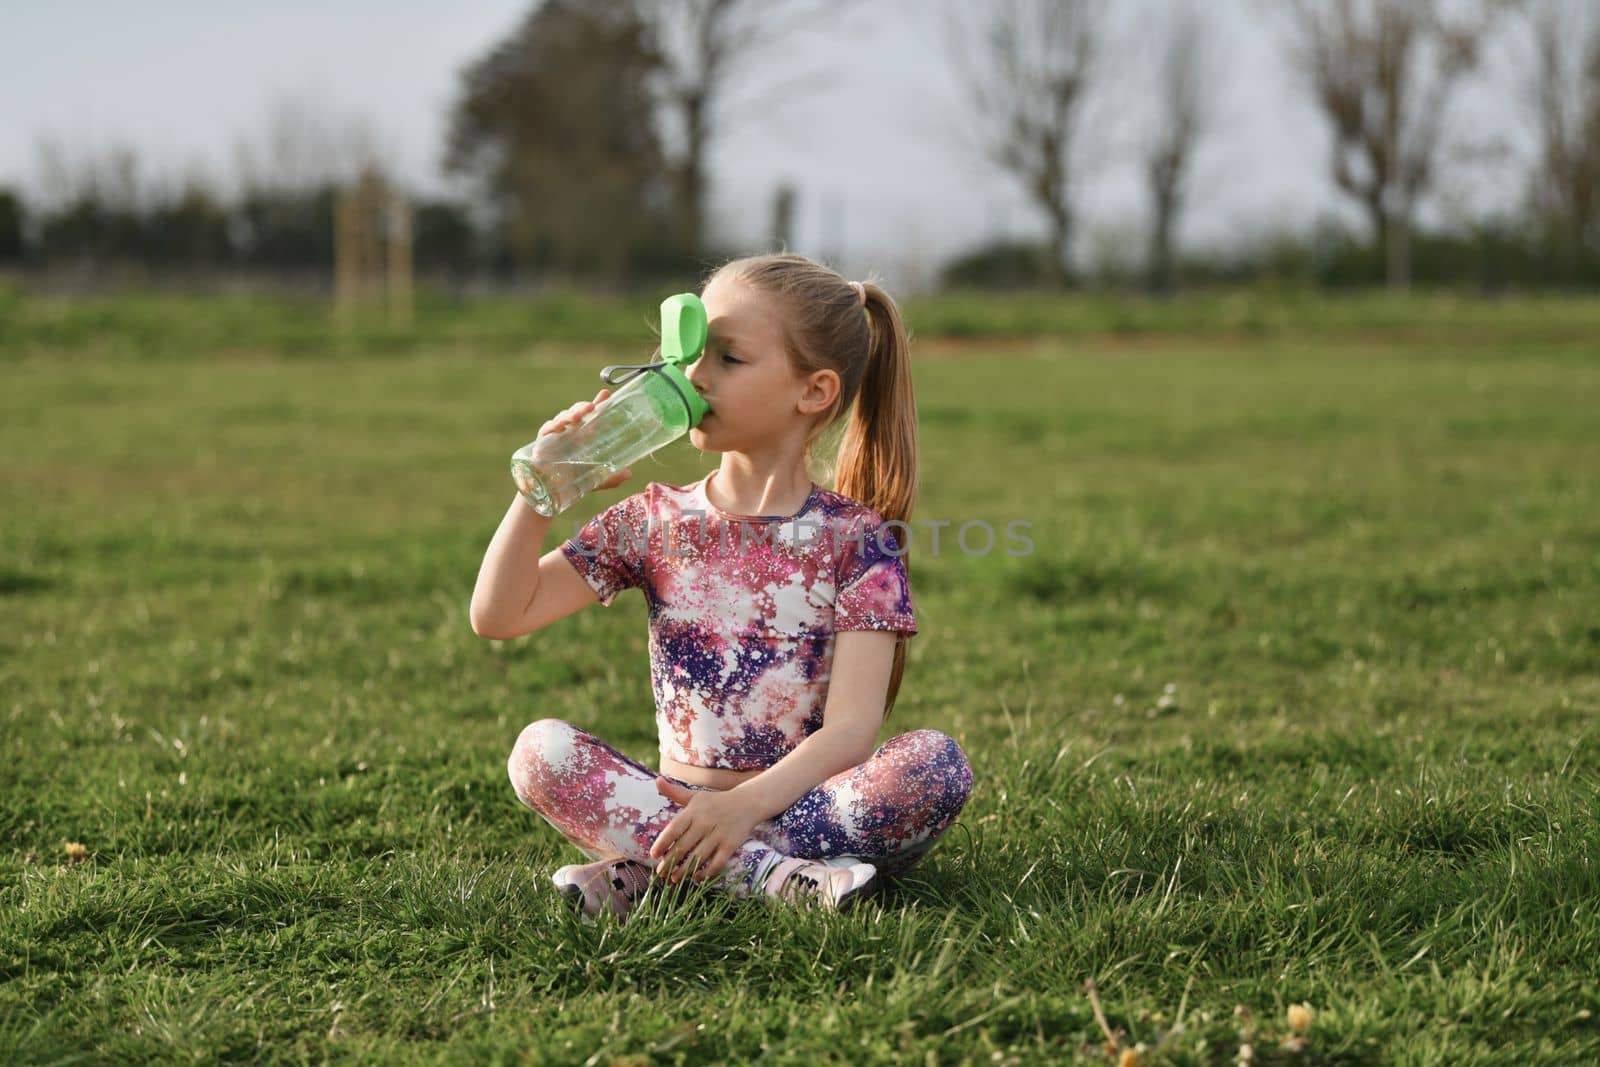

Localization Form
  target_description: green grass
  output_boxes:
[7,281,1600,363]
[2,291,1599,1063]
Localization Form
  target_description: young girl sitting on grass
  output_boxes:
[471,253,974,922]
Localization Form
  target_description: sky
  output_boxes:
[0,0,1542,290]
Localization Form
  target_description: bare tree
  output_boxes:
[33,137,144,213]
[234,92,387,196]
[951,0,1103,287]
[1287,0,1519,290]
[1145,4,1216,296]
[1529,0,1600,269]
[638,0,850,260]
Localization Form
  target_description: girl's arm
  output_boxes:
[469,389,629,640]
[730,630,900,820]
[470,497,600,639]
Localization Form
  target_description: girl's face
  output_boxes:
[685,275,824,453]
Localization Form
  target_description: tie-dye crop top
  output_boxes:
[558,472,918,771]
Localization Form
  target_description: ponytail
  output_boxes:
[834,283,919,529]
[834,282,919,721]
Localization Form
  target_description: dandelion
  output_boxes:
[64,841,88,862]
[1287,1003,1314,1033]
[1117,1049,1141,1067]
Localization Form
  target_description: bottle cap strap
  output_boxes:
[597,361,697,420]
[598,360,665,386]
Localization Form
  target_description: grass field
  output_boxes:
[3,290,1598,1063]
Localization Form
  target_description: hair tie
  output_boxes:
[849,281,866,308]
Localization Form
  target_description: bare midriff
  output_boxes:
[658,754,766,792]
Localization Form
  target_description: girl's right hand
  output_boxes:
[532,388,633,491]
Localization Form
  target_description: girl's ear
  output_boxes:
[799,368,840,415]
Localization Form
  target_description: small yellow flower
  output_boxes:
[1287,1003,1314,1033]
[64,841,88,862]
[1117,1049,1141,1067]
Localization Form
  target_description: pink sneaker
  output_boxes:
[762,855,880,912]
[551,858,654,923]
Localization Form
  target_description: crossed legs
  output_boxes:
[507,719,974,897]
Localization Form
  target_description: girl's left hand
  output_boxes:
[650,778,763,885]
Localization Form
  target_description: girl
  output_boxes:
[471,253,974,923]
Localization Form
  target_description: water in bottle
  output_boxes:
[511,294,711,517]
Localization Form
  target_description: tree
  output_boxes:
[412,199,479,277]
[768,181,797,250]
[952,0,1104,287]
[1145,4,1215,297]
[638,0,848,259]
[0,188,25,263]
[1529,0,1600,273]
[233,93,384,199]
[31,140,148,264]
[233,184,338,271]
[145,181,231,267]
[230,93,388,274]
[444,0,669,281]
[1287,0,1519,290]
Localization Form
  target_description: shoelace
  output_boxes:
[779,867,823,902]
[608,861,652,898]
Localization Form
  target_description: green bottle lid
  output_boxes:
[659,293,708,367]
[645,293,709,429]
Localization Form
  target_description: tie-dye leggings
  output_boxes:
[507,719,975,898]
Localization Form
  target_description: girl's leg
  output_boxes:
[507,718,786,894]
[508,720,973,896]
[756,729,975,879]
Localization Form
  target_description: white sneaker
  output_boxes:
[551,857,653,924]
[762,854,879,912]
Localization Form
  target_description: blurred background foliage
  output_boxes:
[2,0,1599,297]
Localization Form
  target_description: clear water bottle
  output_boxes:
[511,293,711,517]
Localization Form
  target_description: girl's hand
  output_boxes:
[529,388,632,491]
[650,778,764,885]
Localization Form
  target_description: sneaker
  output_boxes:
[762,855,879,912]
[551,857,654,923]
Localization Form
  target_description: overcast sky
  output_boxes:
[0,0,1541,289]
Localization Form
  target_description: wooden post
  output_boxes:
[333,167,413,329]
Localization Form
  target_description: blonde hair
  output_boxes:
[706,252,920,720]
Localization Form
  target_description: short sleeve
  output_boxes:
[834,512,918,636]
[559,490,651,606]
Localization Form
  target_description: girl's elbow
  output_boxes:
[469,603,514,640]
[826,728,878,769]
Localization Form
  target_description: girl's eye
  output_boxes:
[721,354,741,364]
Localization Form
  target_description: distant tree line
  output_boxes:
[0,178,477,281]
[2,0,1597,292]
